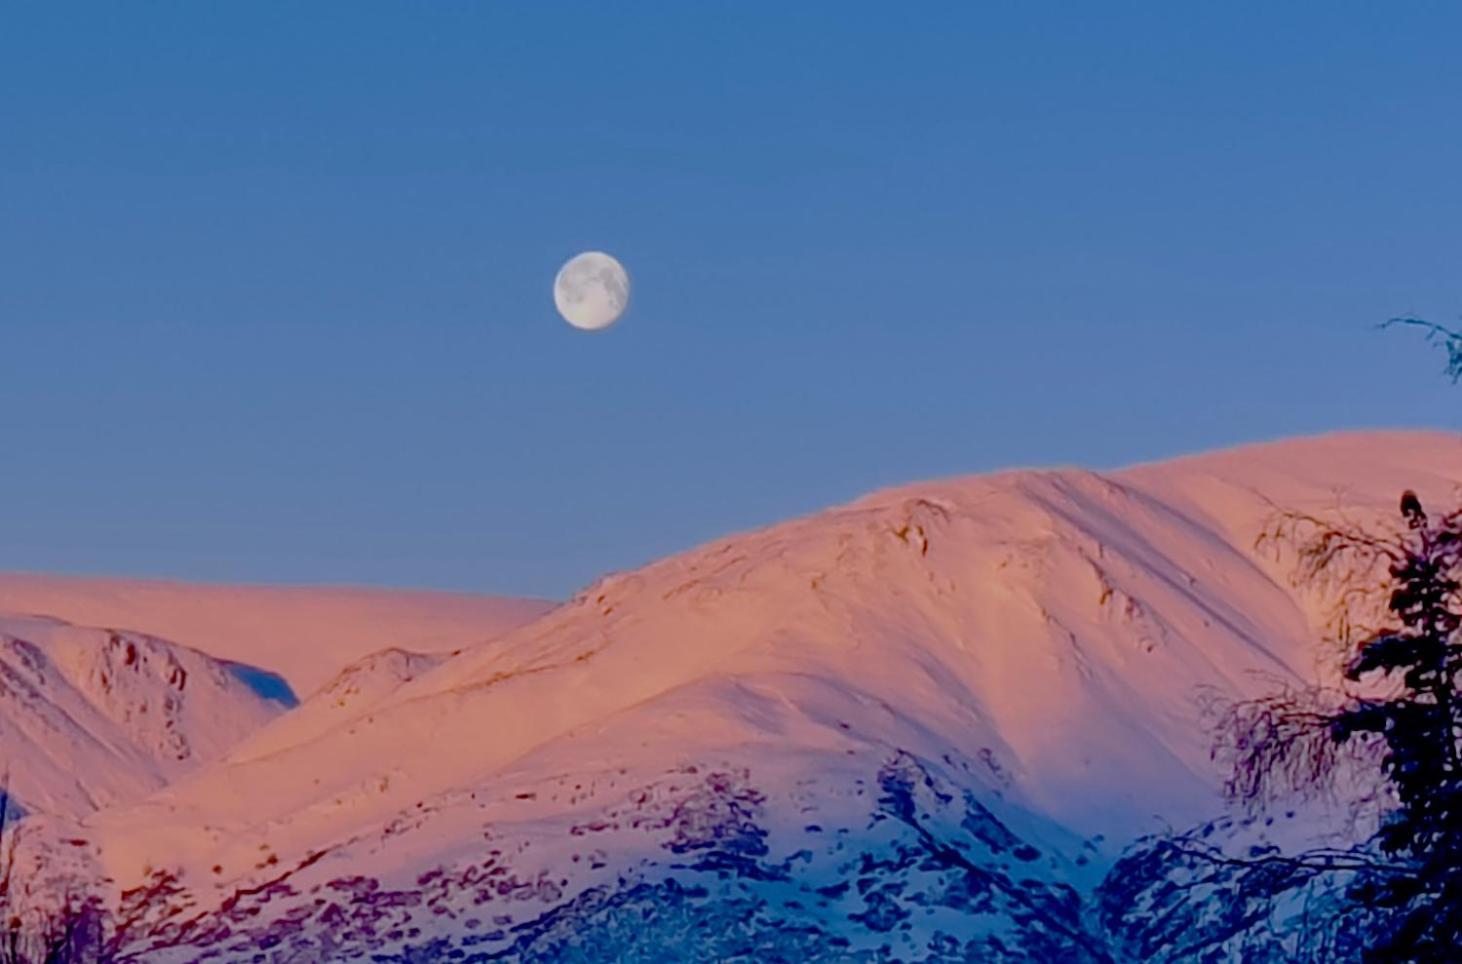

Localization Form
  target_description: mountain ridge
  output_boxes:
[87,433,1459,865]
[11,430,1460,960]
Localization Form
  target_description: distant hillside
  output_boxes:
[0,614,282,818]
[0,575,554,694]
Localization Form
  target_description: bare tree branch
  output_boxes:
[1381,317,1462,383]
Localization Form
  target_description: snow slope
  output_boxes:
[0,614,284,819]
[229,647,449,763]
[63,431,1462,959]
[0,576,554,695]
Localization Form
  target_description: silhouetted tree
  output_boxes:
[1208,490,1462,960]
[1153,316,1462,960]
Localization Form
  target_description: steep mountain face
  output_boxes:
[0,614,284,819]
[0,576,554,694]
[37,432,1462,959]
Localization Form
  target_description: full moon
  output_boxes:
[553,251,630,331]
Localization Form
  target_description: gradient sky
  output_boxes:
[3,3,1461,599]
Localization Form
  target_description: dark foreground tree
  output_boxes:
[1204,491,1462,960]
[1111,316,1462,960]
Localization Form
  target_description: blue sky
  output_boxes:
[2,3,1460,599]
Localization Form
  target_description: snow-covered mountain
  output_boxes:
[0,576,554,694]
[0,614,284,819]
[17,431,1462,960]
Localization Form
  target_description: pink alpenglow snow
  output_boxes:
[5,431,1459,961]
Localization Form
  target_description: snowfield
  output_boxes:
[7,430,1460,960]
